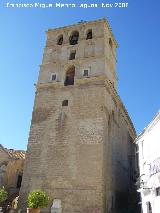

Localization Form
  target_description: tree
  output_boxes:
[0,187,8,203]
[27,190,49,209]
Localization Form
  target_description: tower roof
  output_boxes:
[0,144,25,160]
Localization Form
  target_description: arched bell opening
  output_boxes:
[69,31,79,45]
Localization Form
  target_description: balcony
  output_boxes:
[136,175,151,195]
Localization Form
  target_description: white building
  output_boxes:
[136,111,160,213]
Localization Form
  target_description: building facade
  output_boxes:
[136,111,160,213]
[18,19,136,213]
[0,144,25,205]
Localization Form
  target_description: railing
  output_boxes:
[149,157,160,176]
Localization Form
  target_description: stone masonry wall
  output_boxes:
[19,83,107,213]
[18,19,136,213]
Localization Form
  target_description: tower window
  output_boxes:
[83,69,89,77]
[16,175,22,188]
[69,50,76,60]
[64,66,75,86]
[57,35,63,45]
[86,30,92,40]
[62,100,68,106]
[69,31,79,45]
[109,38,112,48]
[51,74,57,81]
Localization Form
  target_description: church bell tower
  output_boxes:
[19,19,136,213]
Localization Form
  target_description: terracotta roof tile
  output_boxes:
[6,149,25,159]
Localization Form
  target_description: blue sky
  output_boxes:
[0,0,160,150]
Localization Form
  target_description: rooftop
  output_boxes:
[0,144,25,160]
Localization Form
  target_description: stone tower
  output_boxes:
[19,19,136,213]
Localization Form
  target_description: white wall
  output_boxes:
[137,112,160,213]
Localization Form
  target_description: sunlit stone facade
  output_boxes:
[18,19,136,213]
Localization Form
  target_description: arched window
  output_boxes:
[16,174,22,188]
[69,31,79,45]
[64,66,75,86]
[57,35,63,45]
[86,29,92,40]
[109,38,112,48]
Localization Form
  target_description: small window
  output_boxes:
[156,187,160,196]
[62,100,68,106]
[83,70,89,77]
[57,35,63,45]
[109,38,112,48]
[51,74,57,81]
[69,31,79,45]
[86,30,92,40]
[69,51,76,60]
